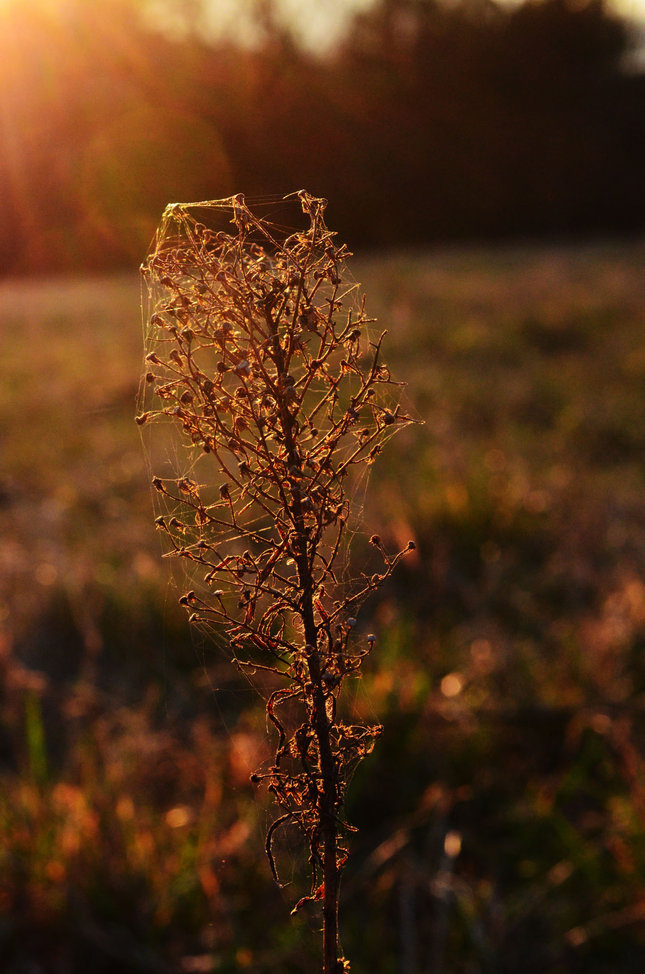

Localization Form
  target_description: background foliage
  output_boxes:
[1,239,644,971]
[1,0,645,274]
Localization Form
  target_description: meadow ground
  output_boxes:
[1,240,645,972]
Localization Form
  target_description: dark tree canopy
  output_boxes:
[0,0,643,274]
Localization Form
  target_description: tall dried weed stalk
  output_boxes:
[138,191,415,973]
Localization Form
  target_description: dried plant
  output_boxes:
[138,191,415,973]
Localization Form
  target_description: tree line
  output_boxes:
[1,0,644,274]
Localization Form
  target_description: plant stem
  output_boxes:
[277,371,339,973]
[305,609,339,974]
[142,194,411,973]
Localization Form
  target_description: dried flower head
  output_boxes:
[139,191,415,970]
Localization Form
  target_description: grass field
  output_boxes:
[1,240,645,972]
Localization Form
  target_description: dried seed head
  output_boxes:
[298,307,318,331]
[139,191,416,918]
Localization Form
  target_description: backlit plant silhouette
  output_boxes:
[138,191,414,973]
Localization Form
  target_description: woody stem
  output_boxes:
[275,381,339,974]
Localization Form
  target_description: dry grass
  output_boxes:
[1,238,645,972]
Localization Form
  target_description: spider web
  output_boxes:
[137,191,411,903]
[138,193,405,646]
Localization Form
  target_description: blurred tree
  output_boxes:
[331,0,639,241]
[0,0,644,273]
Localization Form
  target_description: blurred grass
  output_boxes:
[1,241,645,972]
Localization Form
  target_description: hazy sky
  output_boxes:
[193,0,376,49]
[196,0,645,56]
[209,0,645,43]
[5,0,643,47]
[195,0,645,54]
[604,0,645,19]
